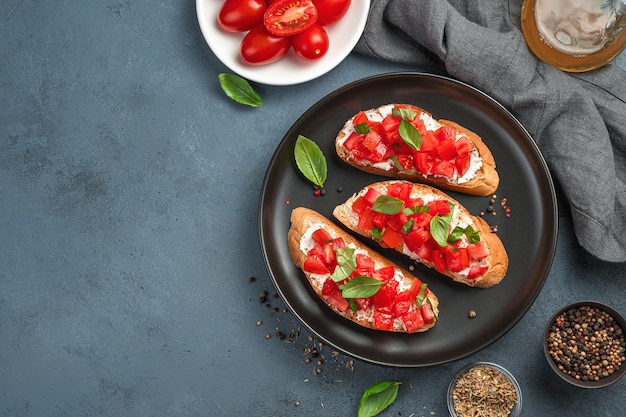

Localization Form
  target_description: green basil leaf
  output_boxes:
[391,107,417,120]
[348,298,358,312]
[426,298,439,321]
[402,205,430,216]
[390,155,418,175]
[357,381,402,417]
[341,276,382,299]
[464,225,481,243]
[330,247,356,282]
[398,119,422,150]
[371,226,382,241]
[372,195,403,215]
[416,283,428,306]
[448,226,465,243]
[402,218,414,234]
[430,213,452,247]
[355,122,370,134]
[218,73,262,107]
[294,135,327,187]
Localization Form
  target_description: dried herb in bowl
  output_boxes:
[448,362,521,417]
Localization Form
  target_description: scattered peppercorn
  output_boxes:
[249,276,256,283]
[469,310,477,319]
[337,186,344,193]
[546,305,626,382]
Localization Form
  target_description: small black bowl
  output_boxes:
[543,301,626,388]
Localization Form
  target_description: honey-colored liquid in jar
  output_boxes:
[521,0,626,72]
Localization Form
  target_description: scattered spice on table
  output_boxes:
[452,365,518,417]
[546,305,626,382]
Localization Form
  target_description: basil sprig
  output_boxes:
[448,225,481,244]
[372,195,403,215]
[398,119,422,150]
[217,73,262,107]
[339,276,382,299]
[294,135,327,187]
[429,203,455,247]
[355,122,370,134]
[402,205,430,216]
[330,247,356,282]
[391,107,417,120]
[358,381,402,417]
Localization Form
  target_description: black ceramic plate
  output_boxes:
[259,73,558,367]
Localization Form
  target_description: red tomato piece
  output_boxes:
[455,153,471,177]
[437,139,457,160]
[218,0,267,32]
[405,229,431,253]
[455,136,473,155]
[357,207,376,230]
[353,111,370,127]
[393,300,411,317]
[401,309,425,333]
[411,212,433,228]
[263,0,318,36]
[435,125,457,142]
[381,227,404,249]
[292,23,329,60]
[355,253,375,272]
[428,200,451,216]
[421,302,435,324]
[321,278,337,295]
[312,0,351,25]
[303,256,330,274]
[240,24,291,65]
[414,151,432,175]
[311,228,332,244]
[373,309,395,331]
[322,242,336,266]
[419,130,437,152]
[468,262,489,279]
[431,159,455,177]
[373,266,395,282]
[446,247,470,273]
[351,196,369,214]
[467,241,489,261]
[363,188,382,205]
[362,130,383,152]
[354,297,371,311]
[326,292,350,312]
[371,284,394,308]
[432,249,447,273]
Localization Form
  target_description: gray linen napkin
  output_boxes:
[354,0,626,262]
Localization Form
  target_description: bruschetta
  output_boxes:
[335,104,499,196]
[288,207,439,333]
[332,181,508,288]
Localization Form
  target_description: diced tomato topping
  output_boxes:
[386,212,408,231]
[321,278,338,296]
[371,283,394,309]
[414,152,431,174]
[437,139,457,160]
[303,256,330,274]
[362,130,383,152]
[401,309,425,333]
[332,238,346,249]
[326,292,350,312]
[455,153,471,177]
[435,125,456,142]
[373,212,389,230]
[343,131,362,151]
[428,200,451,216]
[446,247,470,273]
[432,249,447,273]
[410,212,433,228]
[355,253,375,274]
[353,111,370,127]
[393,300,411,317]
[419,131,437,152]
[455,136,473,156]
[467,240,489,260]
[363,188,382,205]
[322,242,336,266]
[357,207,376,230]
[351,196,370,214]
[381,227,404,248]
[468,262,489,279]
[431,160,455,177]
[373,309,395,331]
[311,228,332,244]
[373,266,395,282]
[354,297,371,310]
[421,302,435,324]
[405,229,431,253]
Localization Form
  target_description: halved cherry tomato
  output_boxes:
[218,0,267,32]
[312,0,351,26]
[240,24,291,65]
[263,0,318,36]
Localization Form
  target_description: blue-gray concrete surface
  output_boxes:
[1,1,625,416]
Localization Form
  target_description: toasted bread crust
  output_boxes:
[288,207,439,333]
[335,104,500,196]
[332,181,508,289]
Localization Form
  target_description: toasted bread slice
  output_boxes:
[288,207,439,333]
[335,104,499,196]
[333,181,508,288]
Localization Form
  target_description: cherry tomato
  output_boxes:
[263,0,318,36]
[218,0,267,32]
[312,0,351,26]
[240,24,291,65]
[292,24,329,60]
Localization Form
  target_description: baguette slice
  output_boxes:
[333,181,508,288]
[288,207,439,333]
[335,104,499,196]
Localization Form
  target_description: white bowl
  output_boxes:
[196,0,370,86]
